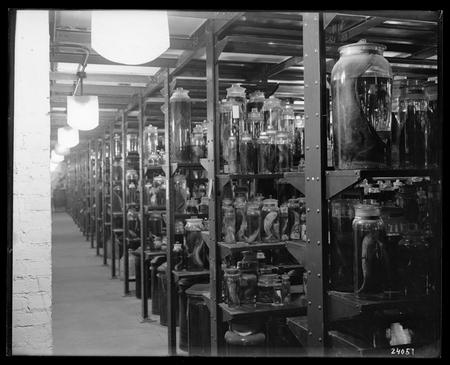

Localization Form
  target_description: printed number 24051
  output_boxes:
[391,348,415,356]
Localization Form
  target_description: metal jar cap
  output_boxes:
[338,39,386,57]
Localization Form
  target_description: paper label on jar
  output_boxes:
[232,105,240,119]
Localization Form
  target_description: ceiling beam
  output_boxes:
[49,71,150,84]
[266,56,303,78]
[339,17,387,42]
[52,83,145,96]
[409,46,438,59]
[334,11,439,24]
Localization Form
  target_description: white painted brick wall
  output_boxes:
[13,10,52,355]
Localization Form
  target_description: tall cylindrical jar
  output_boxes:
[247,90,265,113]
[352,204,386,296]
[263,95,283,133]
[261,199,280,242]
[331,40,393,169]
[170,87,192,163]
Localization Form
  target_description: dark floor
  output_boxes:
[51,211,170,356]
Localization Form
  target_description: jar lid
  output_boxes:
[282,102,295,117]
[263,95,282,110]
[170,87,191,101]
[354,204,380,217]
[185,218,203,224]
[223,198,233,205]
[258,132,269,141]
[263,198,279,206]
[226,83,246,98]
[276,131,289,139]
[224,266,240,275]
[338,39,386,57]
[249,90,265,102]
[193,124,203,134]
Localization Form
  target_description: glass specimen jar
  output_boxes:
[148,212,163,238]
[112,132,122,159]
[222,203,236,244]
[239,132,257,174]
[112,160,122,182]
[261,199,280,242]
[331,39,393,169]
[234,197,247,242]
[170,87,192,163]
[257,274,279,304]
[219,99,232,173]
[191,124,206,162]
[153,175,166,206]
[184,218,205,271]
[299,198,307,241]
[330,199,356,292]
[276,131,291,172]
[174,174,189,213]
[245,202,261,243]
[226,83,246,138]
[224,267,241,307]
[126,132,139,157]
[291,116,305,171]
[398,80,433,168]
[199,197,209,215]
[144,125,158,165]
[281,101,295,133]
[227,135,238,174]
[126,169,139,205]
[174,220,185,247]
[247,90,265,113]
[263,95,283,133]
[257,132,277,174]
[352,204,386,296]
[281,274,291,303]
[143,181,152,206]
[396,185,419,224]
[288,198,301,240]
[247,107,264,140]
[279,202,289,241]
[112,184,123,212]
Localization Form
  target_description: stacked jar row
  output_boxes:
[221,196,306,244]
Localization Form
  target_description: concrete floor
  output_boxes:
[51,212,172,356]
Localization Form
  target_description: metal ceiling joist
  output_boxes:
[339,17,387,42]
[266,56,303,78]
[52,83,145,96]
[410,46,438,59]
[49,71,150,84]
[335,10,439,24]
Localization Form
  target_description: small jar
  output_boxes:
[191,124,206,162]
[288,198,301,240]
[352,204,386,295]
[227,135,238,174]
[186,198,199,215]
[222,204,236,244]
[184,218,205,271]
[174,220,185,246]
[247,90,265,113]
[239,133,257,174]
[282,101,295,134]
[174,174,188,213]
[127,132,139,156]
[199,197,209,215]
[281,274,291,303]
[276,131,291,172]
[263,95,283,133]
[245,202,261,243]
[224,267,241,308]
[113,132,122,159]
[261,199,280,242]
[143,181,153,206]
[299,198,307,241]
[234,197,247,242]
[247,107,264,140]
[144,125,158,164]
[279,202,289,241]
[148,213,163,238]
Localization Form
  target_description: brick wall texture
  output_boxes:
[13,10,53,355]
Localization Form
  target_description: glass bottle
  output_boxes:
[191,124,206,162]
[145,125,159,165]
[257,132,270,174]
[199,197,209,215]
[148,213,163,238]
[261,199,280,242]
[352,204,386,296]
[331,39,393,169]
[279,202,289,241]
[227,135,238,174]
[281,274,291,303]
[174,174,188,213]
[127,132,139,157]
[174,220,185,247]
[288,198,301,240]
[113,132,122,159]
[291,116,305,171]
[143,181,152,206]
[224,267,241,307]
[247,90,265,113]
[186,198,199,215]
[263,95,283,133]
[153,175,166,206]
[239,132,257,174]
[237,251,258,305]
[219,99,232,173]
[126,169,139,205]
[398,80,432,168]
[234,197,247,242]
[170,87,192,163]
[222,204,236,244]
[245,202,261,244]
[299,198,307,241]
[281,101,295,133]
[330,199,356,292]
[184,218,205,271]
[276,131,291,172]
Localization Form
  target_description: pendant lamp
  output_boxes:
[58,126,79,148]
[50,161,59,172]
[67,95,99,131]
[91,10,170,65]
[54,142,70,156]
[51,150,64,163]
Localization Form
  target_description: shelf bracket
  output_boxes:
[279,172,305,194]
[325,170,362,200]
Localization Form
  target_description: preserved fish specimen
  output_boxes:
[261,199,280,242]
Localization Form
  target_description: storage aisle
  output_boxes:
[51,211,167,356]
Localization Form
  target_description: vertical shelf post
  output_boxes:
[102,130,108,265]
[122,111,130,295]
[95,137,101,256]
[164,67,177,355]
[302,12,328,355]
[89,140,95,249]
[110,122,116,278]
[205,18,222,356]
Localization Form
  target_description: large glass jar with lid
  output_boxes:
[191,124,206,162]
[174,174,189,213]
[222,201,236,244]
[234,197,247,242]
[275,131,290,172]
[281,101,295,133]
[126,169,139,205]
[257,132,277,174]
[247,90,265,113]
[224,267,241,307]
[287,198,301,240]
[226,83,247,138]
[352,204,387,296]
[261,198,280,242]
[263,95,283,133]
[219,99,232,173]
[184,218,206,271]
[153,175,166,206]
[246,202,261,243]
[247,107,263,140]
[279,202,289,241]
[170,87,192,163]
[331,39,393,169]
[398,80,433,168]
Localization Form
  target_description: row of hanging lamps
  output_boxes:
[54,142,70,156]
[91,10,170,65]
[51,150,64,163]
[58,126,79,148]
[67,95,99,131]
